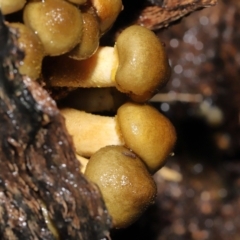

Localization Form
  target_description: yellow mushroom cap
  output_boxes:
[8,22,44,79]
[69,11,100,60]
[90,0,122,33]
[0,0,26,15]
[114,25,171,102]
[23,0,83,56]
[117,102,176,173]
[85,145,157,228]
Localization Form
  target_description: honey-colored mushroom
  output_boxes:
[68,11,100,60]
[23,0,83,56]
[114,25,171,102]
[117,102,176,173]
[90,0,122,34]
[85,145,157,228]
[61,102,176,173]
[8,22,44,79]
[44,25,171,102]
[0,0,26,15]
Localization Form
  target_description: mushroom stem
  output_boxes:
[76,154,89,173]
[45,47,117,88]
[61,108,124,157]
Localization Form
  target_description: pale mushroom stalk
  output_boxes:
[61,108,124,157]
[76,154,89,173]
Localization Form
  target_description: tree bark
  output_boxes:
[137,0,217,30]
[0,15,111,240]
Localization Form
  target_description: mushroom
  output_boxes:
[90,0,123,34]
[0,0,26,15]
[23,0,83,56]
[84,145,157,228]
[7,22,44,79]
[61,102,176,173]
[68,11,100,60]
[44,25,171,102]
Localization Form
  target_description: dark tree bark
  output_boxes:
[0,14,111,240]
[137,0,217,30]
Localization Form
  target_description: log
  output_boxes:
[0,14,111,240]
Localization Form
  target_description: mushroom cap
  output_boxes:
[85,145,157,228]
[117,102,176,173]
[23,0,83,56]
[90,0,122,33]
[114,25,171,102]
[8,22,44,79]
[0,0,26,15]
[69,11,100,60]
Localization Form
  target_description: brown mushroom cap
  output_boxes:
[117,102,176,173]
[90,0,122,33]
[68,11,100,60]
[114,25,171,102]
[23,0,83,56]
[8,22,44,79]
[0,0,26,15]
[85,145,157,228]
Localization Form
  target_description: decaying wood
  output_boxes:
[137,0,217,30]
[0,15,111,240]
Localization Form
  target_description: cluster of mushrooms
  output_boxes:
[2,0,177,229]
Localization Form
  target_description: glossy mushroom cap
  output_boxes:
[1,0,26,15]
[85,145,157,228]
[117,102,176,173]
[69,11,100,60]
[90,0,122,33]
[114,25,171,102]
[23,0,83,56]
[8,22,44,79]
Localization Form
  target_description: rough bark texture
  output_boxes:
[0,15,111,240]
[137,0,217,30]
